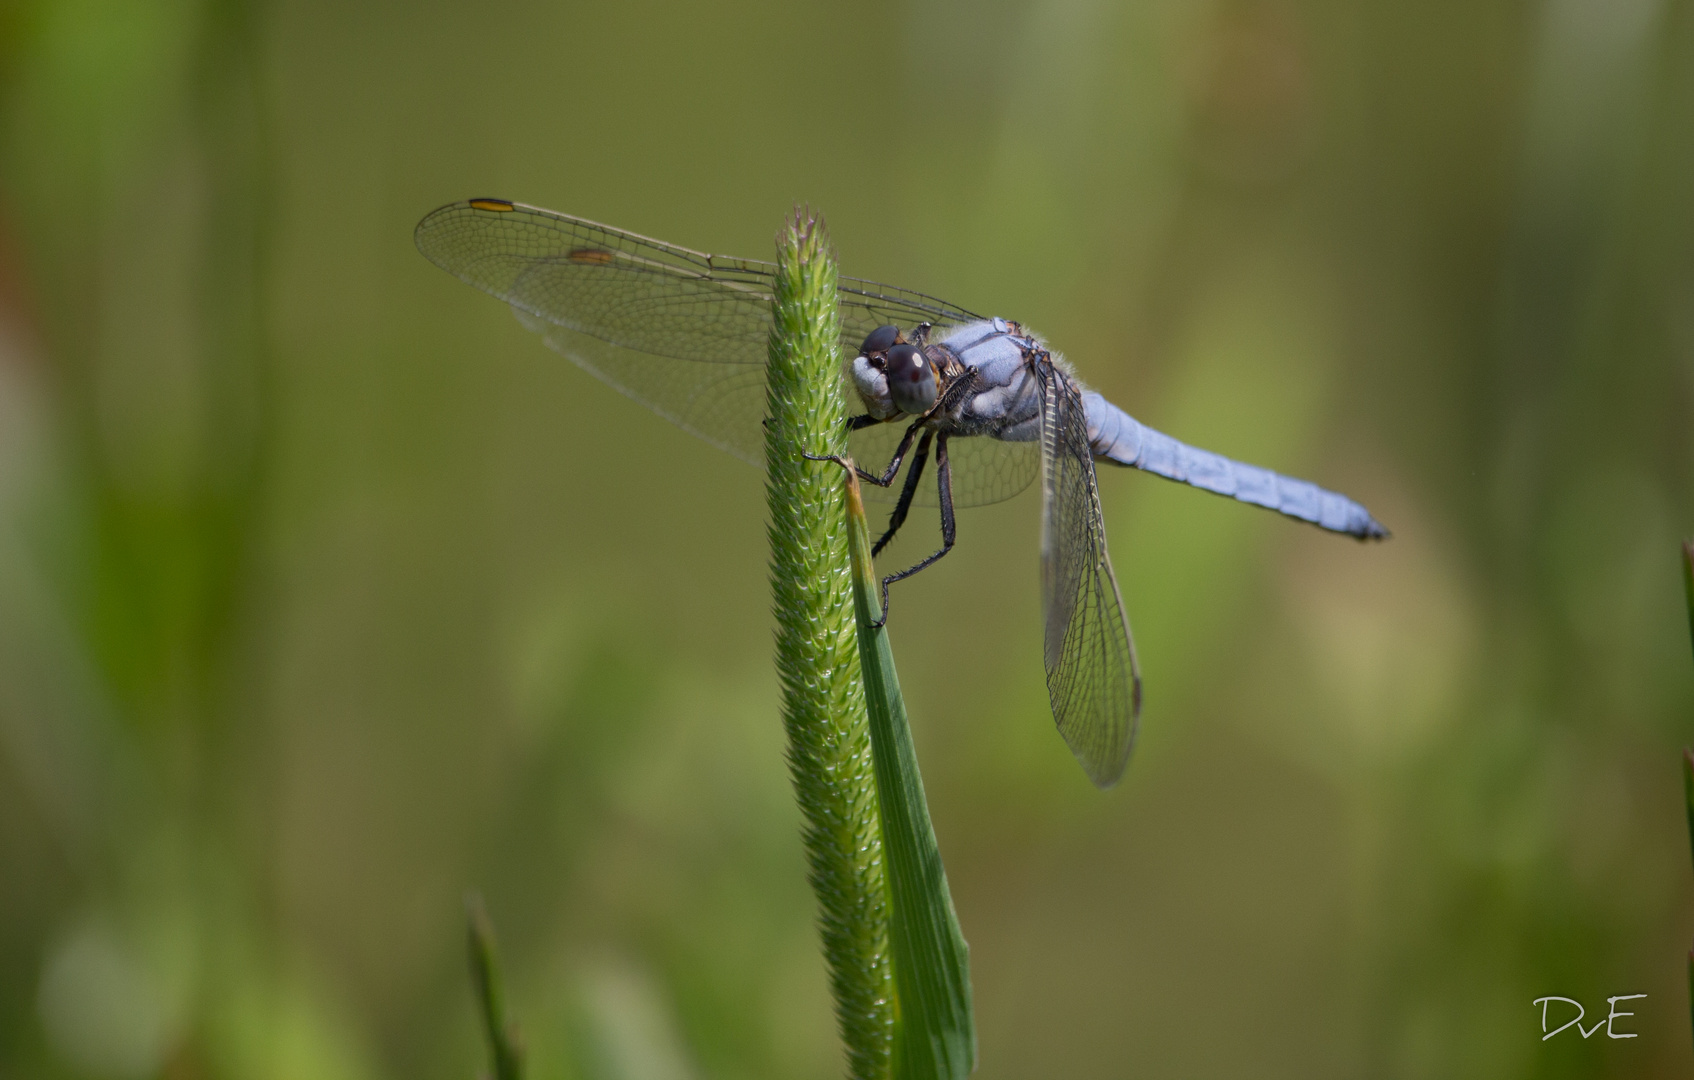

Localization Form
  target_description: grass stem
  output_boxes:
[466,894,523,1080]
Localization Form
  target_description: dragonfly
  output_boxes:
[415,198,1387,787]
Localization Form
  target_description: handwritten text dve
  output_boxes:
[1532,995,1644,1041]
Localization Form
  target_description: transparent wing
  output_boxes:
[846,419,1040,508]
[1036,360,1141,787]
[417,199,1012,489]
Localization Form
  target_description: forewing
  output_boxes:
[1036,361,1141,787]
[835,278,980,352]
[415,199,981,464]
[417,199,777,363]
[511,314,772,462]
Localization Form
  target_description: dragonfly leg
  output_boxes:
[859,418,928,487]
[873,434,957,627]
[872,431,933,556]
[807,417,927,487]
[846,413,880,432]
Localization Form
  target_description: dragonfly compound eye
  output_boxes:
[859,324,900,358]
[885,343,937,413]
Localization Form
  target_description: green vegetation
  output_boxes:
[2,1,1692,1077]
[467,896,524,1080]
[763,211,893,1078]
[1682,542,1694,1056]
[841,470,975,1080]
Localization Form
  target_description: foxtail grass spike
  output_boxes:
[765,210,894,1079]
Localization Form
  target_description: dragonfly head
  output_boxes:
[855,324,937,416]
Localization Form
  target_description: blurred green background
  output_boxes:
[0,0,1691,1077]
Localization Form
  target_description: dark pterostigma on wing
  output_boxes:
[414,198,977,368]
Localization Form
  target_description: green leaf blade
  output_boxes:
[466,894,524,1080]
[841,469,976,1080]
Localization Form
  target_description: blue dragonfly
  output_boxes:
[416,198,1387,787]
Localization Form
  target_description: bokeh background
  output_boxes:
[1,0,1691,1077]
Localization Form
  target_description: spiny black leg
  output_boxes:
[805,417,927,487]
[807,415,891,476]
[873,431,933,556]
[802,415,880,474]
[872,434,958,627]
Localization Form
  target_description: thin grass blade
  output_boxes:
[1683,540,1694,666]
[839,466,976,1080]
[466,893,523,1080]
[1681,542,1694,1052]
[1685,748,1694,1051]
